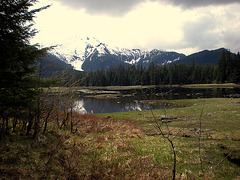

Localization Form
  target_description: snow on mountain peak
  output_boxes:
[51,36,123,70]
[50,36,103,70]
[49,36,185,71]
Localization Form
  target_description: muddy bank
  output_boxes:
[86,94,133,99]
[140,100,189,108]
[77,89,121,95]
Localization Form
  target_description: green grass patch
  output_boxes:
[98,98,240,179]
[181,83,240,89]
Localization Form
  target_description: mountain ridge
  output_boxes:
[174,48,228,65]
[50,36,186,71]
[48,36,231,71]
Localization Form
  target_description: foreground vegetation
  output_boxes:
[1,98,239,179]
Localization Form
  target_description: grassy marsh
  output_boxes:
[98,98,240,179]
[1,98,239,179]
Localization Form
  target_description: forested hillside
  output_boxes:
[40,48,240,86]
[67,50,240,86]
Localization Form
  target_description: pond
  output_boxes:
[73,87,240,114]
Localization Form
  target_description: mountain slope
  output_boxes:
[48,36,232,71]
[174,48,228,65]
[50,37,186,71]
[39,54,74,78]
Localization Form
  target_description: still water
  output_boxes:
[73,87,240,114]
[73,98,164,114]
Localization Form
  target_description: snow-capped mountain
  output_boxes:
[50,36,186,71]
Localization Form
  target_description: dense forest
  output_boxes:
[69,50,240,86]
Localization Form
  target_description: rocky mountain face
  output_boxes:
[50,37,186,71]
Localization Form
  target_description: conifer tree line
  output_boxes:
[72,50,240,86]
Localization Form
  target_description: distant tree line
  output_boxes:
[71,50,240,86]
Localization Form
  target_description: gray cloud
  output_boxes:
[182,17,220,50]
[54,0,240,16]
[156,0,240,9]
[53,0,145,16]
[145,16,222,52]
[222,28,240,53]
[180,14,240,54]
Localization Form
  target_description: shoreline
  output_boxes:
[45,83,240,94]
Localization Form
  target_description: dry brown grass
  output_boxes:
[0,114,171,179]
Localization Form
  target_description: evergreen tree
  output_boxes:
[205,65,214,84]
[148,62,156,85]
[190,58,197,83]
[225,50,234,82]
[162,65,169,84]
[0,0,49,135]
[217,50,227,83]
[232,52,240,83]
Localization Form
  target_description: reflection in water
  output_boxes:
[73,97,163,114]
[73,100,87,114]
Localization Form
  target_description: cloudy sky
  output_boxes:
[32,0,240,55]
